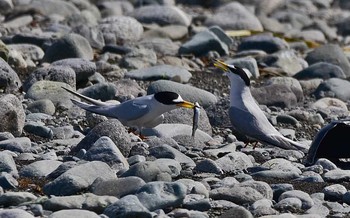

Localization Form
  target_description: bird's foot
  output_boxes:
[244,141,259,149]
[128,128,148,140]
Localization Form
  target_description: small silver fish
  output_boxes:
[192,102,201,137]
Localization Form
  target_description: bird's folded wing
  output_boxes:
[229,106,279,138]
[71,99,150,121]
[113,100,150,121]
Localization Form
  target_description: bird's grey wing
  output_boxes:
[229,106,278,137]
[112,100,151,121]
[229,106,307,151]
[71,99,150,121]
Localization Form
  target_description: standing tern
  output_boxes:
[62,87,196,136]
[213,59,308,152]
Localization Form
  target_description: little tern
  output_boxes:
[213,59,308,152]
[62,87,196,136]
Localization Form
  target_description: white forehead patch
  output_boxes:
[172,95,184,103]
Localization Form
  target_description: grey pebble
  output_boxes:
[98,16,144,43]
[305,44,350,78]
[215,152,254,173]
[23,65,76,92]
[43,193,118,214]
[238,33,288,54]
[0,172,18,189]
[23,122,53,139]
[343,191,350,205]
[323,184,347,201]
[132,5,191,26]
[0,151,18,177]
[25,113,53,122]
[274,197,302,212]
[296,171,324,183]
[176,178,209,197]
[249,198,278,217]
[179,28,229,56]
[0,191,37,207]
[294,62,346,80]
[121,159,180,182]
[43,161,116,196]
[139,37,180,56]
[0,209,34,218]
[251,84,298,108]
[48,209,100,218]
[204,2,263,31]
[323,169,350,182]
[266,77,304,102]
[278,190,314,210]
[203,143,237,159]
[120,46,157,69]
[103,195,152,218]
[252,170,300,180]
[218,206,253,218]
[83,136,129,169]
[135,181,187,211]
[264,50,307,76]
[149,144,196,168]
[27,99,56,115]
[0,57,22,93]
[46,161,78,180]
[305,202,330,217]
[51,58,96,85]
[27,0,79,17]
[72,25,105,50]
[168,208,209,218]
[239,180,273,200]
[70,119,132,157]
[210,186,264,205]
[7,43,44,62]
[0,94,25,136]
[78,82,118,102]
[315,158,337,171]
[143,25,188,41]
[90,176,145,198]
[125,65,192,83]
[19,160,62,178]
[42,33,93,63]
[182,194,211,211]
[25,81,75,108]
[51,125,75,139]
[0,132,14,141]
[0,137,31,153]
[314,78,350,101]
[194,158,223,174]
[312,97,349,118]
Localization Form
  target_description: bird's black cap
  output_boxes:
[154,91,181,105]
[228,65,251,86]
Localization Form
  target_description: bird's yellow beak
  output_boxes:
[177,101,195,109]
[213,59,229,72]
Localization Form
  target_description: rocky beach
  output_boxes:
[1,0,350,217]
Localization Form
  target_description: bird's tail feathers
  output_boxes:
[281,136,309,153]
[62,87,109,106]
